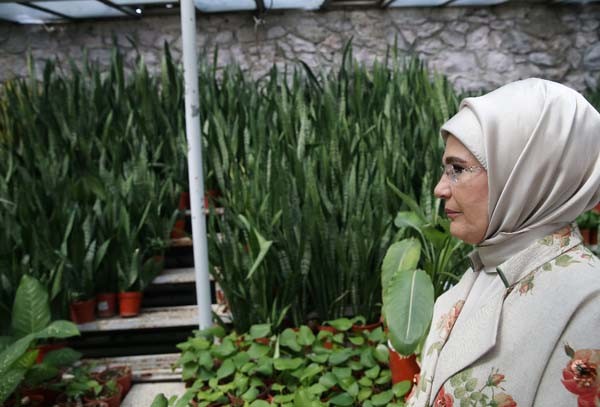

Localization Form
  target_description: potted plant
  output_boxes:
[0,275,80,405]
[83,379,121,407]
[117,248,163,317]
[58,207,111,324]
[95,365,133,399]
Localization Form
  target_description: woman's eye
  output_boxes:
[452,164,464,173]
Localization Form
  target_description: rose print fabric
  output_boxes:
[407,225,600,406]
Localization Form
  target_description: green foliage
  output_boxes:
[0,275,80,403]
[164,321,410,406]
[0,40,469,332]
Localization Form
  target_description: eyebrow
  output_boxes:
[443,156,468,165]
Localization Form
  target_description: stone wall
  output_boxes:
[1,4,599,92]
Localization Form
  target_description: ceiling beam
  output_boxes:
[17,1,76,20]
[97,0,140,18]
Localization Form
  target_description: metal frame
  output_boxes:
[17,1,76,20]
[97,0,140,18]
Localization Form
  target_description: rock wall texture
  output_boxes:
[1,5,599,92]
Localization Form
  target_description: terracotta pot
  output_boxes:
[170,219,187,239]
[69,299,97,324]
[119,292,143,317]
[581,228,598,245]
[96,293,117,318]
[96,365,133,399]
[84,384,122,407]
[388,343,420,385]
[204,189,221,209]
[34,342,66,363]
[351,320,383,333]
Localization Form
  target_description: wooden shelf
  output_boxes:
[77,305,231,333]
[151,267,216,285]
[152,267,197,285]
[84,353,182,382]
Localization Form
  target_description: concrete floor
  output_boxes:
[122,382,187,407]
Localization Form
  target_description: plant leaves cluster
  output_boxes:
[157,320,410,407]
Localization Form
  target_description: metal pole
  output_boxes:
[180,0,213,329]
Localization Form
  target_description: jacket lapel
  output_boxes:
[429,281,505,401]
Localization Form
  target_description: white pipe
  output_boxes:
[180,0,213,329]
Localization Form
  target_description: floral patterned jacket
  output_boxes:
[407,225,600,407]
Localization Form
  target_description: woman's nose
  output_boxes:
[434,174,452,200]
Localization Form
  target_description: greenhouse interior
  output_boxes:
[1,0,600,406]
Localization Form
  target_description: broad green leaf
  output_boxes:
[41,347,82,367]
[0,334,36,377]
[394,211,425,231]
[211,338,236,358]
[325,318,352,331]
[12,275,51,338]
[150,394,168,407]
[279,329,301,352]
[329,349,353,366]
[34,321,80,340]
[381,239,421,301]
[216,358,235,379]
[329,392,354,406]
[297,326,316,346]
[385,269,434,356]
[247,343,270,360]
[370,390,394,406]
[249,324,271,339]
[0,367,26,404]
[273,357,304,371]
[392,380,412,397]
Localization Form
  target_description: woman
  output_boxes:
[407,78,600,406]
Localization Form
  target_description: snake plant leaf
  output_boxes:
[381,238,421,303]
[245,229,273,281]
[384,269,434,356]
[11,275,50,338]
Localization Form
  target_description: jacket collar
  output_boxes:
[429,224,582,402]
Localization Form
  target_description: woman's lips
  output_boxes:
[445,209,462,219]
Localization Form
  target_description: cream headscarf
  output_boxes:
[441,78,600,268]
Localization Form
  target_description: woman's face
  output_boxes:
[434,135,489,245]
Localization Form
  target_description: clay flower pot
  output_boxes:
[84,384,122,407]
[118,292,143,317]
[388,341,420,385]
[69,298,97,324]
[351,320,383,333]
[96,365,133,399]
[96,293,117,318]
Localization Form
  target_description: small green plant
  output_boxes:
[0,275,80,404]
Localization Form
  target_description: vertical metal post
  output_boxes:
[180,0,213,329]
